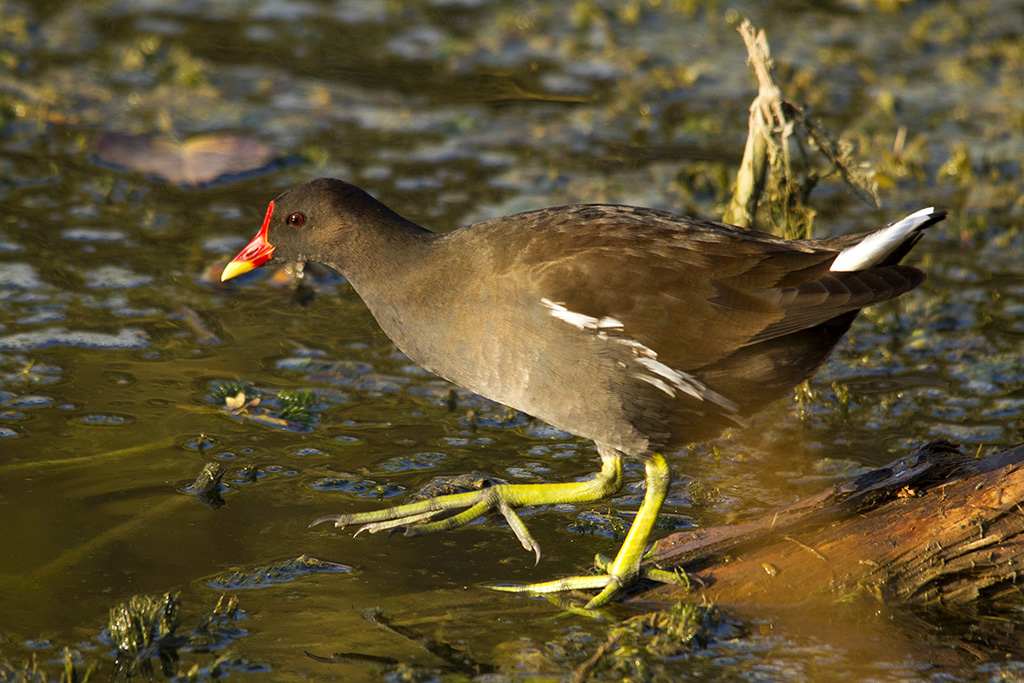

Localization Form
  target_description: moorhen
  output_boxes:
[222,178,945,608]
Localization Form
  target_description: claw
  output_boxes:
[497,500,542,565]
[309,514,345,528]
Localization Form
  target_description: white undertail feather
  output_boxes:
[829,207,936,273]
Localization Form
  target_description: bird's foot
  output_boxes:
[311,451,677,610]
[310,455,624,565]
[490,551,688,610]
[490,452,677,609]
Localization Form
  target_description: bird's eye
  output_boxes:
[287,212,305,227]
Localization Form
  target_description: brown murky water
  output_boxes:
[1,1,1022,680]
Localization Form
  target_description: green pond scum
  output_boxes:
[1,0,1024,680]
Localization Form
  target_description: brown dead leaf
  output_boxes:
[225,391,259,413]
[93,132,276,187]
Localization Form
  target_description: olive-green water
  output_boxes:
[1,1,1023,680]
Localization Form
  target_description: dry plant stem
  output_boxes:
[723,19,788,228]
[723,18,877,235]
[0,441,168,473]
[801,114,879,207]
[32,496,191,580]
[571,632,623,683]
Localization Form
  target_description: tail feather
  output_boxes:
[829,207,946,272]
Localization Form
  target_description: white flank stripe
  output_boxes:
[829,207,935,272]
[541,298,623,330]
[636,374,677,397]
[541,298,741,415]
[615,337,657,358]
[635,357,705,402]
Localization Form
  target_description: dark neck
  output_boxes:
[327,202,437,288]
[326,212,443,342]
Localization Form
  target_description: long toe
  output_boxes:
[311,456,625,560]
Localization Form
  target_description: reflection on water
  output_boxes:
[1,0,1023,679]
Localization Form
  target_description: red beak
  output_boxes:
[221,202,277,282]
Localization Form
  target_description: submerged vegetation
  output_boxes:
[211,381,319,429]
[0,595,252,682]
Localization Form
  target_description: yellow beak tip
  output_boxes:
[220,260,255,282]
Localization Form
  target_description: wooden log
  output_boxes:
[638,440,1024,608]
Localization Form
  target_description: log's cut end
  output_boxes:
[640,441,1024,609]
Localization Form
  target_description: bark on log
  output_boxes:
[638,440,1024,609]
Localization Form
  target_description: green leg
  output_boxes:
[490,451,680,608]
[311,449,624,564]
[313,448,684,608]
